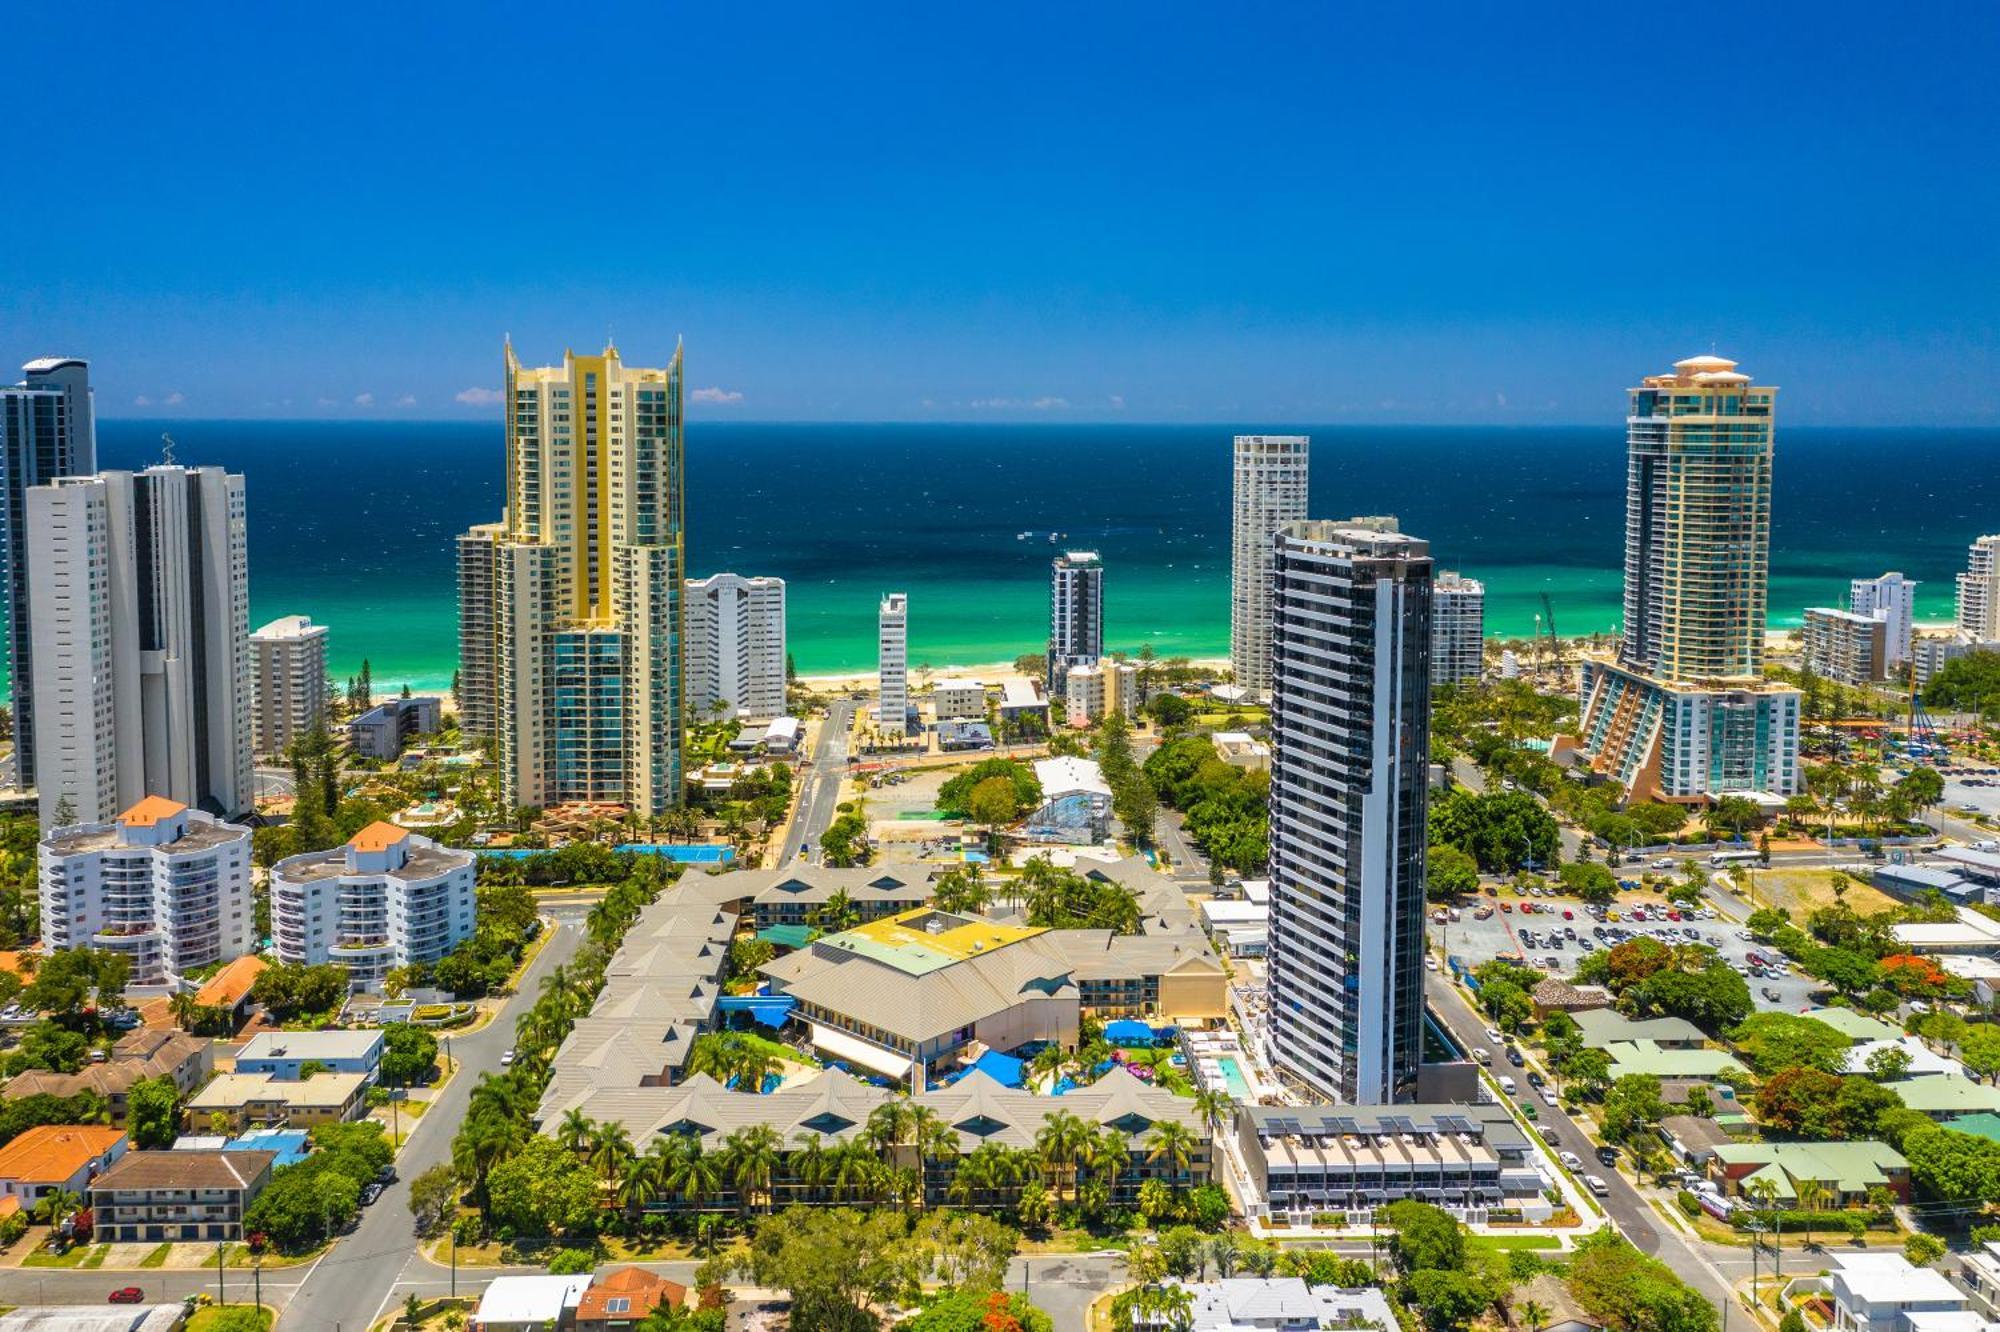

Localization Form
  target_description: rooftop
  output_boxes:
[119,796,187,827]
[89,1149,274,1193]
[1828,1252,1963,1306]
[194,955,267,1009]
[251,615,327,641]
[0,1308,187,1332]
[187,1071,368,1112]
[473,1275,592,1326]
[827,909,1046,975]
[1034,756,1111,799]
[349,821,410,853]
[0,1127,126,1184]
[1572,1008,1704,1048]
[236,1029,383,1063]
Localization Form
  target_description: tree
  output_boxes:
[1922,651,2000,710]
[1380,1199,1464,1274]
[1402,1270,1493,1331]
[1729,1013,1853,1078]
[22,950,131,1024]
[1558,861,1618,905]
[1564,1229,1717,1332]
[1866,1045,1914,1082]
[1961,1026,2000,1083]
[1755,1067,1844,1136]
[1427,845,1480,901]
[1600,1075,1668,1144]
[1902,1124,2000,1203]
[966,777,1021,831]
[125,1077,181,1151]
[408,1163,457,1237]
[381,1025,440,1087]
[1905,1232,1948,1267]
[485,1135,599,1236]
[905,1291,1051,1332]
[1427,789,1559,872]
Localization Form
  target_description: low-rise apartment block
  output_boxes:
[270,822,475,991]
[38,797,255,984]
[4,1030,214,1127]
[89,1148,275,1243]
[1065,661,1137,723]
[931,679,986,720]
[234,1029,383,1083]
[185,1072,369,1132]
[249,615,329,756]
[348,696,443,761]
[1805,607,1891,685]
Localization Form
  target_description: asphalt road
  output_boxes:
[781,700,856,866]
[279,919,586,1332]
[1424,976,1740,1312]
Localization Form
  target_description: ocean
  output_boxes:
[5,421,1994,696]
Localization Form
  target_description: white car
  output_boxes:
[1650,858,1674,870]
[500,1049,516,1066]
[1424,955,1440,972]
[1485,1027,1505,1044]
[1558,1150,1584,1170]
[1736,929,1754,940]
[1473,1047,1492,1064]
[1584,1174,1611,1196]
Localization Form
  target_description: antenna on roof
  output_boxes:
[160,433,176,466]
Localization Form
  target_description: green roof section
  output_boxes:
[1889,1076,2000,1116]
[1603,1040,1747,1080]
[1949,1113,2000,1145]
[1800,1006,1901,1045]
[1712,1140,1907,1196]
[757,924,818,950]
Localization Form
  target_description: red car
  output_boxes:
[1562,909,1575,920]
[1666,909,1682,921]
[108,1289,144,1305]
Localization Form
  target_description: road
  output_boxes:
[781,700,856,865]
[1423,976,1740,1312]
[278,919,586,1332]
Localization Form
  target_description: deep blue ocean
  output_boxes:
[2,421,1990,695]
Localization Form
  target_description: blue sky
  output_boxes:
[3,3,1995,424]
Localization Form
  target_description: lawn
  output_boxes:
[22,1244,107,1269]
[188,1307,274,1332]
[1744,867,1899,918]
[1465,1234,1563,1255]
[138,1244,173,1269]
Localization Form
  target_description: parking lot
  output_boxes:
[1429,875,1821,1013]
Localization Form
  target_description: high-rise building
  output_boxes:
[455,342,686,815]
[1849,572,1919,669]
[1048,551,1104,696]
[1803,607,1890,686]
[249,615,329,756]
[26,466,253,827]
[1567,357,1800,801]
[878,593,908,735]
[685,573,787,721]
[1266,517,1431,1106]
[1956,537,2000,641]
[1431,571,1485,686]
[1231,435,1310,699]
[2,357,96,791]
[39,796,255,984]
[270,821,476,992]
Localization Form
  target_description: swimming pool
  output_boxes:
[1215,1056,1253,1099]
[475,844,736,863]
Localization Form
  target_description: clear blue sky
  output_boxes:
[3,3,1994,424]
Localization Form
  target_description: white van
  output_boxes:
[1498,1075,1518,1095]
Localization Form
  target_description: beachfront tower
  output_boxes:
[1431,571,1486,686]
[455,341,687,816]
[2,357,96,793]
[1566,356,1799,802]
[1956,537,2000,641]
[1048,551,1104,697]
[1849,572,1919,669]
[250,615,330,757]
[26,466,254,827]
[1267,518,1432,1105]
[1231,435,1309,700]
[685,573,788,722]
[878,594,909,737]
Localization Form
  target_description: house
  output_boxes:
[573,1268,688,1332]
[1530,978,1613,1016]
[1887,1076,2000,1121]
[1656,1115,1736,1168]
[1890,907,2000,957]
[184,1072,369,1132]
[233,1029,383,1083]
[1026,757,1112,844]
[1211,732,1271,772]
[1844,1036,1961,1079]
[1603,1042,1747,1083]
[1505,1274,1602,1332]
[89,1149,275,1242]
[192,955,267,1031]
[1131,1279,1394,1332]
[1571,1009,1705,1050]
[1802,1007,1902,1046]
[470,1274,592,1332]
[1960,1241,2000,1321]
[1826,1252,1972,1332]
[1709,1141,1910,1205]
[3,1031,213,1126]
[0,1127,128,1210]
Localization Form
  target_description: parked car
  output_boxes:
[1596,1145,1620,1167]
[1584,1174,1611,1197]
[1761,987,1782,1002]
[360,1182,385,1205]
[501,1049,516,1066]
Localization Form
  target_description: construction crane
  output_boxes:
[1540,592,1568,676]
[1907,659,1940,757]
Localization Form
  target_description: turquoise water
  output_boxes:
[1216,1056,1253,1098]
[3,420,1988,697]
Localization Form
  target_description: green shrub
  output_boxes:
[1676,1190,1702,1219]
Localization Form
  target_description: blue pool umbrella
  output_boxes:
[1104,1019,1154,1045]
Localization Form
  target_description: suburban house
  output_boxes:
[1506,1274,1603,1332]
[233,1030,383,1083]
[470,1274,592,1332]
[1826,1252,1976,1332]
[89,1149,276,1242]
[1710,1141,1911,1205]
[1571,1010,1705,1050]
[0,1126,128,1212]
[572,1268,689,1332]
[1130,1279,1394,1332]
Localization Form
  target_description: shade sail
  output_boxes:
[809,1022,913,1080]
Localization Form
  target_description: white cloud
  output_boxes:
[353,392,375,407]
[690,386,744,405]
[133,395,152,407]
[1108,394,1126,410]
[455,386,504,406]
[970,396,1070,411]
[317,397,337,408]
[1495,391,1508,408]
[163,392,185,406]
[395,394,418,408]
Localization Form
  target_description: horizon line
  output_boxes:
[90,414,2000,430]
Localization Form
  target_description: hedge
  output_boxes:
[1730,1209,1869,1231]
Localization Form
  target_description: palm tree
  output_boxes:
[168,991,201,1032]
[558,1109,595,1156]
[1208,1232,1243,1278]
[1797,1181,1829,1248]
[1147,1121,1197,1193]
[589,1122,635,1188]
[864,1101,912,1163]
[830,1141,879,1203]
[791,1132,831,1204]
[1036,1109,1090,1203]
[720,1124,783,1215]
[1191,1089,1232,1131]
[1518,1299,1551,1332]
[664,1137,723,1211]
[1028,1044,1070,1089]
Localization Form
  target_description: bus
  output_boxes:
[1709,849,1761,868]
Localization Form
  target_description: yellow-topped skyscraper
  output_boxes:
[1563,355,1800,802]
[458,341,686,815]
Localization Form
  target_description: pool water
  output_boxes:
[1216,1056,1253,1098]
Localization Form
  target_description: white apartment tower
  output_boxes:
[455,342,686,815]
[1267,518,1432,1105]
[27,465,253,827]
[270,821,477,992]
[1231,435,1310,699]
[1956,537,2000,641]
[250,615,330,756]
[878,593,909,735]
[39,796,255,984]
[2,357,96,791]
[1850,573,1918,669]
[1048,551,1104,696]
[685,574,787,722]
[1431,571,1486,686]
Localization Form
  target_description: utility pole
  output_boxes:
[217,1239,226,1306]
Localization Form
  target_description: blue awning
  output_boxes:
[716,995,797,1029]
[971,1050,1025,1087]
[1105,1019,1155,1045]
